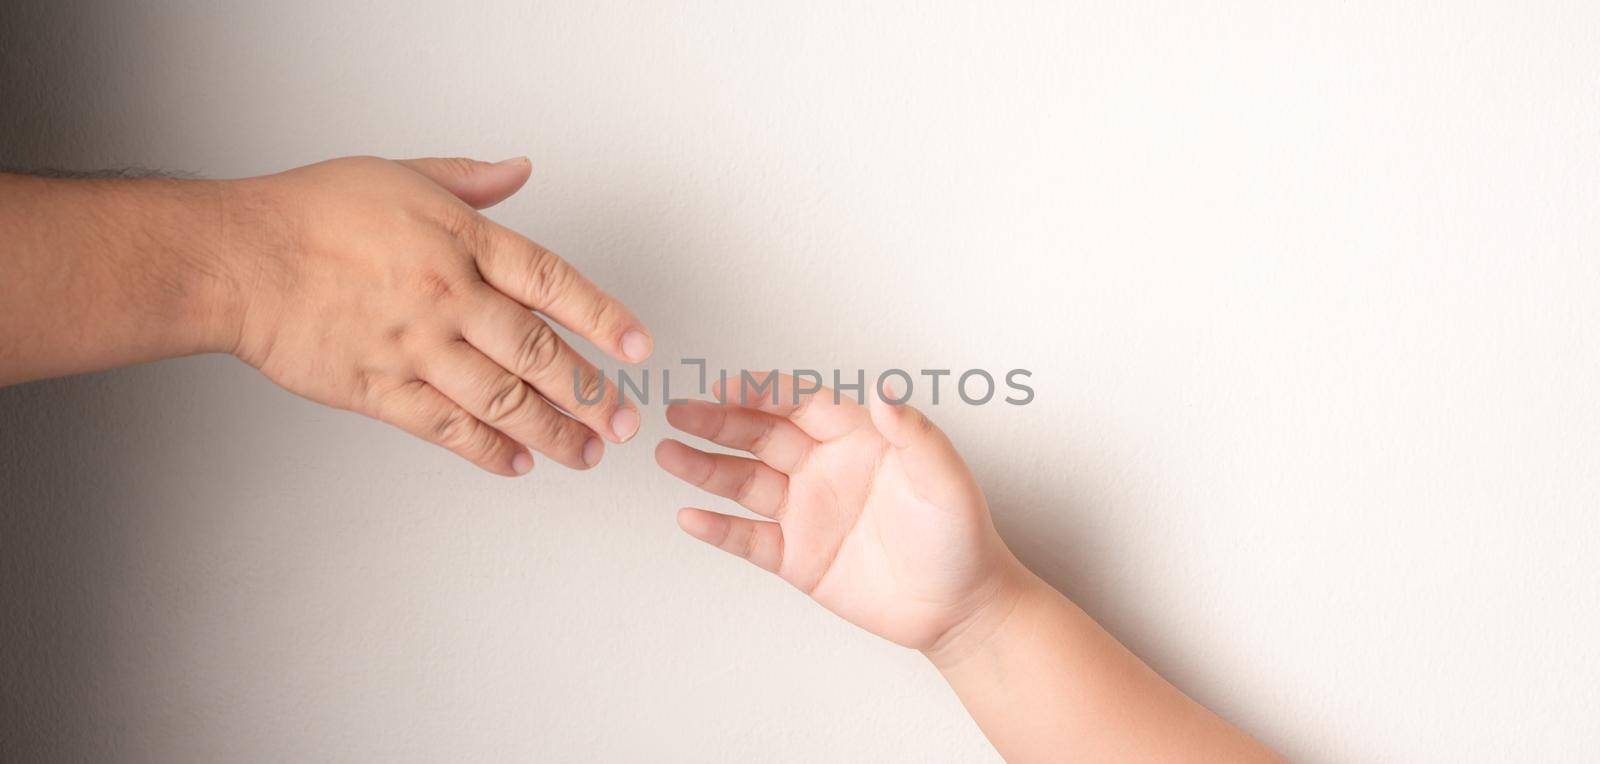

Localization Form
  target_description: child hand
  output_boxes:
[659,373,1281,761]
[656,372,1024,652]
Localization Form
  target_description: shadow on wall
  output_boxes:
[0,3,1281,759]
[0,376,152,759]
[0,0,174,758]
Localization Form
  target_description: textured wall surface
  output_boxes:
[2,2,1598,761]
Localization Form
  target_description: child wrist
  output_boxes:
[922,556,1041,670]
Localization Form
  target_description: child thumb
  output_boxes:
[867,380,981,508]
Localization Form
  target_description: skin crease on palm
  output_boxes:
[223,156,653,476]
[655,373,1022,651]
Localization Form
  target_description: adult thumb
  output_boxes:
[398,155,532,209]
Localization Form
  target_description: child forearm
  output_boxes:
[926,560,1281,763]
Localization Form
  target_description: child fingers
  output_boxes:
[867,390,981,507]
[656,439,789,519]
[665,400,815,473]
[677,508,784,574]
[712,371,870,442]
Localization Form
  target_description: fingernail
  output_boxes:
[582,438,604,468]
[610,407,640,442]
[621,330,651,363]
[511,452,534,475]
[495,156,529,167]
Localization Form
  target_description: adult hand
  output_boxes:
[223,156,649,475]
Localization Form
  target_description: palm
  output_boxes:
[782,427,988,647]
[658,376,1007,650]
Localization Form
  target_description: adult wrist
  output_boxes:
[207,175,295,361]
[184,178,252,356]
[84,176,254,359]
[93,175,259,358]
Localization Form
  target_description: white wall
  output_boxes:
[3,1,1597,761]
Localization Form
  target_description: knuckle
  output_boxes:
[412,269,457,301]
[483,378,532,425]
[460,426,502,463]
[514,321,563,377]
[375,379,425,417]
[536,407,580,450]
[440,203,486,244]
[526,248,573,305]
[585,294,619,334]
[430,406,476,449]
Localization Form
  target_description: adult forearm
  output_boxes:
[0,172,244,385]
[927,564,1279,762]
